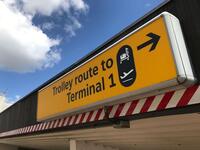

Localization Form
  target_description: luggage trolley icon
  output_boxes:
[120,48,130,64]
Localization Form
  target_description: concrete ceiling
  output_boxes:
[1,113,200,150]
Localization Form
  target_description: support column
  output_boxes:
[0,143,18,150]
[70,140,119,150]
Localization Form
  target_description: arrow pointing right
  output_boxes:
[137,32,160,52]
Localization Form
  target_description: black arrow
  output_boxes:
[137,33,160,51]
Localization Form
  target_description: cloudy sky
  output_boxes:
[0,0,164,112]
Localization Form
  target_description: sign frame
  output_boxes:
[37,12,196,121]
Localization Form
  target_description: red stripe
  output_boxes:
[86,111,94,122]
[79,112,86,123]
[34,124,38,131]
[32,125,35,131]
[67,116,72,126]
[72,115,79,125]
[126,100,139,115]
[157,91,175,110]
[140,96,155,113]
[177,85,199,107]
[94,108,103,121]
[34,125,38,131]
[53,119,59,128]
[114,103,125,117]
[40,124,44,130]
[58,118,64,127]
[45,122,51,129]
[26,127,30,133]
[39,124,44,130]
[49,121,55,129]
[62,117,68,126]
[42,123,47,130]
[39,123,43,130]
[24,127,26,133]
[56,119,61,127]
[104,106,113,119]
[32,125,36,131]
[35,125,38,131]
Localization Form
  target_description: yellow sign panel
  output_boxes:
[37,12,195,121]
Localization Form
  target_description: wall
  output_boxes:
[0,92,37,133]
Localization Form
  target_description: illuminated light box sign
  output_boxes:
[37,12,196,121]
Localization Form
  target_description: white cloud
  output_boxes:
[0,1,61,73]
[0,94,14,113]
[0,0,88,73]
[22,0,88,16]
[42,22,55,30]
[64,16,82,37]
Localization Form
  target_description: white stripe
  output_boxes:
[39,124,42,130]
[166,89,186,108]
[42,122,47,130]
[27,127,30,133]
[50,121,55,128]
[148,94,165,112]
[36,125,39,131]
[82,112,90,123]
[22,128,25,133]
[98,110,105,120]
[69,116,75,125]
[26,127,30,132]
[31,125,34,132]
[31,125,35,132]
[23,127,26,133]
[54,120,59,128]
[64,117,70,126]
[39,123,43,130]
[36,124,40,131]
[132,98,146,114]
[22,128,24,133]
[30,126,33,132]
[119,102,132,117]
[90,110,98,121]
[20,128,23,133]
[41,122,46,130]
[18,128,21,134]
[58,118,64,127]
[16,129,20,134]
[20,128,23,134]
[24,127,27,133]
[29,125,33,132]
[189,86,200,105]
[34,125,37,131]
[37,124,41,131]
[45,122,50,129]
[75,114,82,124]
[109,105,119,118]
[25,127,28,133]
[29,126,33,132]
[33,125,37,131]
[19,128,22,134]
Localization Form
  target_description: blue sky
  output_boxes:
[0,0,164,109]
